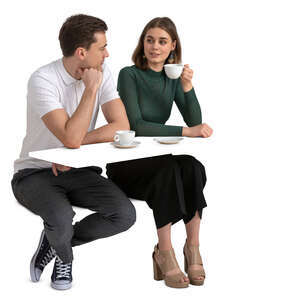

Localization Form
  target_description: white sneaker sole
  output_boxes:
[51,281,72,290]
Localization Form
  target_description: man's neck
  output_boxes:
[62,57,82,80]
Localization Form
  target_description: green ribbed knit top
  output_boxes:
[117,65,202,136]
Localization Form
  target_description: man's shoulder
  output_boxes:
[29,59,61,87]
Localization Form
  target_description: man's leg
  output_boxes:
[12,169,75,263]
[12,169,77,290]
[65,167,136,247]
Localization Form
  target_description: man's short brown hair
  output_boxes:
[59,14,108,57]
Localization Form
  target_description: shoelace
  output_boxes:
[40,247,56,268]
[55,257,72,279]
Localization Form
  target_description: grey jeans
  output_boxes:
[11,166,136,263]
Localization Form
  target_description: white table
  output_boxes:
[29,137,211,169]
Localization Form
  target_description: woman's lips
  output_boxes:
[150,53,160,58]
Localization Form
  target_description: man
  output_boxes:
[11,14,136,290]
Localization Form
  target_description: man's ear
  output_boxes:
[74,47,87,61]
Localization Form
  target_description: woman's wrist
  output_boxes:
[182,83,193,93]
[182,127,191,137]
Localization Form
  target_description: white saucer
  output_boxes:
[153,137,184,144]
[112,141,140,148]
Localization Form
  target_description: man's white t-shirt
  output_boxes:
[14,59,119,174]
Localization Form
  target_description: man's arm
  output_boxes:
[81,98,130,145]
[42,68,103,148]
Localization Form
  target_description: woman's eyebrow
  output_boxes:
[146,35,168,40]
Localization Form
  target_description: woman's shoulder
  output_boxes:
[119,65,139,76]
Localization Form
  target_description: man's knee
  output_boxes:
[116,197,136,231]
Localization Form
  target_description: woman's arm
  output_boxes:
[174,83,202,126]
[118,68,183,136]
[174,65,213,138]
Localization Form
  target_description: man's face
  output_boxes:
[81,32,109,71]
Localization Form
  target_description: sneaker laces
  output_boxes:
[55,257,72,279]
[40,247,56,268]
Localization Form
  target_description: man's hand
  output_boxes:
[52,163,72,176]
[183,123,213,138]
[81,68,103,92]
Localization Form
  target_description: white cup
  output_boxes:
[164,64,184,79]
[114,130,135,145]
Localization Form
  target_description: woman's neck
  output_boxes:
[147,62,164,72]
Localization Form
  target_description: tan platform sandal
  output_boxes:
[183,240,206,285]
[153,244,189,288]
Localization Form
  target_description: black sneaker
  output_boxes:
[30,229,56,282]
[51,256,73,290]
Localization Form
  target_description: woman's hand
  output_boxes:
[183,123,213,138]
[181,64,194,92]
[52,163,72,176]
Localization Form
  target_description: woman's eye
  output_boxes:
[160,41,167,45]
[147,39,153,43]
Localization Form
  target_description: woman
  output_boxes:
[106,17,213,288]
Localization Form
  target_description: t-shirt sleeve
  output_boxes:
[28,72,63,118]
[99,64,120,105]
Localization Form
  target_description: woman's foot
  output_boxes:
[183,240,206,285]
[153,244,189,288]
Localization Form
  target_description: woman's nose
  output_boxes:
[152,41,159,49]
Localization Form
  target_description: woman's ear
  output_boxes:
[172,40,176,51]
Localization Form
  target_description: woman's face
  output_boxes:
[143,27,176,67]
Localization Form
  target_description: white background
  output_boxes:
[1,0,300,299]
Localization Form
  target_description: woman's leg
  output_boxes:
[156,222,189,283]
[106,154,187,228]
[185,210,200,246]
[107,155,189,284]
[172,155,207,282]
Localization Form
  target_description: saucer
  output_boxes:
[153,137,184,144]
[112,141,140,148]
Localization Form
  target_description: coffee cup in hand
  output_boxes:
[114,130,135,146]
[164,64,184,79]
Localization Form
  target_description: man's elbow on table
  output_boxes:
[63,136,82,149]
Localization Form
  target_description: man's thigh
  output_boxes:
[67,168,133,215]
[12,169,73,219]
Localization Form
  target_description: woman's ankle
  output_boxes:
[186,238,199,247]
[158,241,173,251]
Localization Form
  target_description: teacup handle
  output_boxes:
[114,135,120,142]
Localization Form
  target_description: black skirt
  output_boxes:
[106,154,207,229]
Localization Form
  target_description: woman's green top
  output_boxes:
[117,65,202,136]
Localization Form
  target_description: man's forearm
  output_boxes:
[64,87,98,147]
[81,121,130,145]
